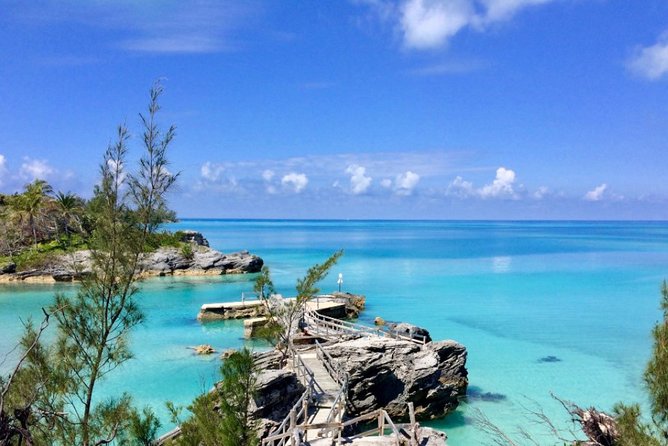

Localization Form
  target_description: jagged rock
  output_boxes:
[219,349,237,360]
[190,344,216,355]
[323,337,467,420]
[253,350,283,371]
[0,244,263,282]
[0,261,16,274]
[386,322,432,343]
[374,316,386,326]
[252,369,305,438]
[331,291,366,317]
[180,230,209,247]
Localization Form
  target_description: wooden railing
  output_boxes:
[314,340,345,385]
[304,308,428,345]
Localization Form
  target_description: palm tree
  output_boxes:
[8,180,53,248]
[54,191,83,244]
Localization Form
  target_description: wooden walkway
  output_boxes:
[303,308,428,345]
[298,351,341,426]
[262,310,426,446]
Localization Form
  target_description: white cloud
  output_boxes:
[400,0,474,49]
[262,169,275,181]
[446,175,475,198]
[20,157,55,181]
[380,178,393,188]
[479,167,517,199]
[105,158,127,186]
[584,184,607,202]
[345,164,372,194]
[8,1,257,54]
[200,161,225,182]
[363,0,555,50]
[408,59,487,76]
[281,172,309,193]
[533,186,549,200]
[628,33,668,80]
[0,154,6,185]
[394,170,420,195]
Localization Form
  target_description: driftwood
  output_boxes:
[567,404,619,446]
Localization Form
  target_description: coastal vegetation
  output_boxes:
[0,174,186,275]
[612,281,668,445]
[0,82,178,445]
[166,348,259,446]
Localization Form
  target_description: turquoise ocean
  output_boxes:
[1,220,666,444]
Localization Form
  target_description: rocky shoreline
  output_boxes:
[0,231,263,283]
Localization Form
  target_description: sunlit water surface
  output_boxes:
[1,220,666,444]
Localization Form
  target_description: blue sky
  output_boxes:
[1,0,668,219]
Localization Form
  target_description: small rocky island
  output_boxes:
[0,231,263,283]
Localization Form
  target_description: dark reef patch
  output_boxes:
[538,355,562,363]
[466,385,507,402]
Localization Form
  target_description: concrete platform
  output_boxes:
[198,296,348,321]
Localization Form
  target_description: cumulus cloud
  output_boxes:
[479,167,517,199]
[394,170,420,195]
[345,164,372,194]
[281,172,309,193]
[380,178,393,188]
[445,167,523,200]
[628,33,668,80]
[362,0,554,50]
[262,169,275,181]
[446,175,475,198]
[20,158,55,181]
[200,161,225,182]
[584,184,607,202]
[0,154,6,185]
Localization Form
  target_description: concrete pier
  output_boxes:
[197,295,351,321]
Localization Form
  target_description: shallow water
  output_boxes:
[0,220,665,444]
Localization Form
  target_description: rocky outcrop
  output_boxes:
[324,337,467,420]
[252,370,305,438]
[140,247,263,276]
[180,230,209,247]
[386,322,432,343]
[0,243,263,283]
[0,261,16,274]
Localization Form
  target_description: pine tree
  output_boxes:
[614,281,668,445]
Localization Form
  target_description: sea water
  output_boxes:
[0,220,666,444]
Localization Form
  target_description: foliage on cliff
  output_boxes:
[0,179,185,272]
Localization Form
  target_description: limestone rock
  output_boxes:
[0,242,263,283]
[252,369,305,438]
[180,230,210,247]
[190,344,216,355]
[219,349,237,360]
[374,316,385,326]
[323,337,467,420]
[386,322,432,344]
